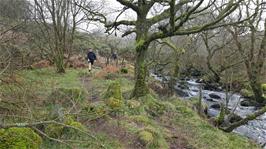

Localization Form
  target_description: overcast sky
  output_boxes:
[80,0,266,35]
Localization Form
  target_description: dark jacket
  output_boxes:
[112,53,117,60]
[87,52,97,63]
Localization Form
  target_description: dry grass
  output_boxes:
[95,65,120,79]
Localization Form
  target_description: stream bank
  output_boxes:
[150,73,266,148]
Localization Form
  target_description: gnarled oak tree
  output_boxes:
[82,0,248,98]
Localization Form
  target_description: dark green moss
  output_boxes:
[0,127,42,149]
[104,81,122,100]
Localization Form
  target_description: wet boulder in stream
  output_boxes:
[240,99,259,107]
[205,98,215,102]
[203,83,223,91]
[209,93,222,100]
[210,103,221,110]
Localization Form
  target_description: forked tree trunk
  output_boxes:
[55,59,65,73]
[54,48,65,73]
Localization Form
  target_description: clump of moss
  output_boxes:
[103,81,125,115]
[65,116,85,130]
[240,88,253,97]
[45,116,86,139]
[64,116,86,136]
[120,68,128,74]
[262,84,266,92]
[104,81,122,100]
[137,126,169,149]
[125,114,169,149]
[138,130,154,145]
[0,127,42,149]
[105,97,123,109]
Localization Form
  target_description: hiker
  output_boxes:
[87,48,97,72]
[111,51,118,66]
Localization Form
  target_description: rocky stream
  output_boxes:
[150,73,266,148]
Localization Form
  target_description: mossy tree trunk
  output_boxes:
[247,66,264,104]
[169,58,180,96]
[133,43,149,98]
[132,9,150,98]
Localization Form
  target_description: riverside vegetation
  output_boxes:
[0,67,260,149]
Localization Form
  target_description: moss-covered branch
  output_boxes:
[221,105,266,132]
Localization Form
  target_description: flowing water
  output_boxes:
[150,73,266,148]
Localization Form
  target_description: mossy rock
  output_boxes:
[262,84,266,92]
[64,116,86,136]
[240,99,259,107]
[137,126,169,148]
[240,89,253,97]
[45,116,86,139]
[48,87,86,106]
[105,97,123,109]
[138,130,154,145]
[64,116,86,130]
[0,127,42,149]
[104,81,122,100]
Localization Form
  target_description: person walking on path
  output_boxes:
[87,48,97,72]
[111,51,118,66]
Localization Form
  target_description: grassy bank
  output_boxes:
[0,67,260,149]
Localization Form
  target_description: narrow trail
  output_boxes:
[79,71,187,149]
[79,73,143,149]
[80,74,100,103]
